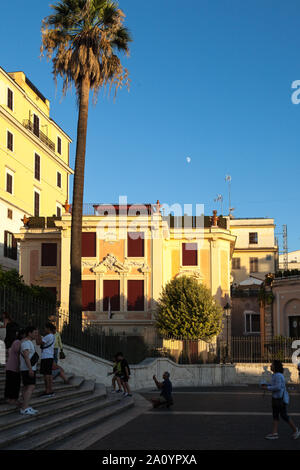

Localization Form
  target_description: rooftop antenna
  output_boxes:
[283,224,288,271]
[214,194,223,214]
[225,175,233,217]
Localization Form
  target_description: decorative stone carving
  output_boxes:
[35,269,58,283]
[175,269,203,281]
[85,254,151,275]
[92,254,129,274]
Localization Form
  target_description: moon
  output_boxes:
[186,157,191,163]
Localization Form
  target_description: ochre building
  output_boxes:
[15,205,236,335]
[0,66,73,271]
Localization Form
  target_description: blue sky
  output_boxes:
[1,0,300,252]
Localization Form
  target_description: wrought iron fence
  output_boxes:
[223,336,300,363]
[1,285,299,364]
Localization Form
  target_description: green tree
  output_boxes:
[41,0,131,322]
[155,276,223,339]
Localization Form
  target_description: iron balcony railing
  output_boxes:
[23,119,55,152]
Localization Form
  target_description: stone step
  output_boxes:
[0,383,109,449]
[0,383,106,433]
[0,376,90,416]
[3,396,134,450]
[0,375,79,404]
[0,375,74,392]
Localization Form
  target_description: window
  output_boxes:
[82,280,96,311]
[182,243,198,266]
[56,205,62,217]
[7,88,13,111]
[7,131,13,151]
[266,255,272,261]
[6,172,13,194]
[127,232,144,257]
[57,137,62,155]
[250,257,258,273]
[127,280,144,311]
[7,209,13,219]
[34,191,40,216]
[34,153,40,181]
[57,172,62,188]
[4,231,17,260]
[232,257,241,269]
[245,311,260,334]
[103,280,120,311]
[249,232,258,244]
[41,243,57,266]
[82,232,96,257]
[33,114,40,137]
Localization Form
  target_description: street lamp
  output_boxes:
[223,302,232,364]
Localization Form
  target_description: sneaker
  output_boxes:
[20,408,38,416]
[116,390,122,393]
[111,390,116,393]
[292,428,300,440]
[123,392,129,397]
[265,433,279,440]
[28,407,38,414]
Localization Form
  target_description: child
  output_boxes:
[262,360,300,440]
[108,355,122,393]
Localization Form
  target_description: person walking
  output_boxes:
[36,323,55,398]
[262,360,300,440]
[20,326,39,416]
[116,352,132,397]
[4,329,25,407]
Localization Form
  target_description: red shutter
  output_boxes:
[82,232,96,257]
[127,232,144,257]
[127,280,144,311]
[82,280,96,311]
[103,280,120,311]
[182,243,198,266]
[41,243,57,266]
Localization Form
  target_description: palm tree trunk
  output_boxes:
[69,74,90,327]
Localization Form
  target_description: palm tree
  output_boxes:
[41,0,131,325]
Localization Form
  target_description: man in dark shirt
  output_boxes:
[116,352,132,397]
[152,372,174,408]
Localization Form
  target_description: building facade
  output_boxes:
[230,218,277,285]
[279,250,300,271]
[229,217,278,336]
[15,205,236,335]
[0,66,73,270]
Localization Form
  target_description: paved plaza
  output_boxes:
[88,386,300,450]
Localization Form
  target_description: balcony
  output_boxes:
[23,119,55,152]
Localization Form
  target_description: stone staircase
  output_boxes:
[0,365,134,450]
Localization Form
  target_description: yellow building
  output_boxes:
[15,204,236,335]
[0,66,73,270]
[230,218,278,285]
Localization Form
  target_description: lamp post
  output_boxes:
[223,302,232,363]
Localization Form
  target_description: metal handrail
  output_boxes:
[23,119,55,152]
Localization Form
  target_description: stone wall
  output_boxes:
[61,344,300,389]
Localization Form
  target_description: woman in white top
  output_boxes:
[20,326,39,416]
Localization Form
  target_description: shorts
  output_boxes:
[4,370,21,400]
[272,398,290,422]
[121,375,129,383]
[21,371,36,386]
[40,358,54,376]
